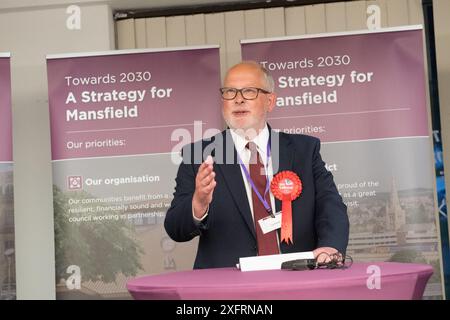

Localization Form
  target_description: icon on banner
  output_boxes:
[68,176,83,190]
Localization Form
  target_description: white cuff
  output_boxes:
[193,205,209,224]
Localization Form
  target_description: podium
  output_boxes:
[126,262,433,300]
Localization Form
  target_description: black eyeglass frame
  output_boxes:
[219,87,271,100]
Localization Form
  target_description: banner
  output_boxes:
[0,53,15,300]
[47,47,222,299]
[242,26,443,298]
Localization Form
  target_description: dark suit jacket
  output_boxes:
[164,128,349,269]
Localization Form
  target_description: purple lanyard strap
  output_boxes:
[237,143,274,216]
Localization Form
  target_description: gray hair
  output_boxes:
[226,60,275,92]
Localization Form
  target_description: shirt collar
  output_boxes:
[230,124,270,158]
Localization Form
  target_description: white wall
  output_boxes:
[0,3,114,299]
[117,0,424,78]
[434,0,450,245]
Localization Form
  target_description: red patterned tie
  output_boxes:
[247,142,279,256]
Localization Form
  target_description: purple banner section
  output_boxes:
[0,54,15,300]
[47,47,222,160]
[0,56,12,161]
[48,47,222,299]
[242,29,429,142]
[242,28,443,299]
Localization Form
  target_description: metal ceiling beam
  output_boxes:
[114,0,352,20]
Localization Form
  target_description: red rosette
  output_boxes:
[270,171,302,245]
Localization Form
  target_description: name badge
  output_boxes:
[258,211,281,234]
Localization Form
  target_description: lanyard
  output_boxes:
[237,142,274,217]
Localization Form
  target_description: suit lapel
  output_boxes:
[271,131,295,252]
[271,130,294,213]
[214,130,256,239]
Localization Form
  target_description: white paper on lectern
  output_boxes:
[238,251,315,272]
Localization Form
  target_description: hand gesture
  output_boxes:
[192,156,216,219]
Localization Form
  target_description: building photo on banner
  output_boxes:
[47,46,222,299]
[0,53,15,300]
[242,26,443,299]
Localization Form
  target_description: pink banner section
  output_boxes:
[0,56,12,161]
[241,29,429,142]
[47,47,222,160]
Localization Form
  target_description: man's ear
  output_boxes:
[266,92,277,112]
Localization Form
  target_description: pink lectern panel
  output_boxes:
[127,262,433,300]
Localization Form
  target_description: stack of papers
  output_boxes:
[238,251,315,272]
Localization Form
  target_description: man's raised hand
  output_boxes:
[192,155,216,219]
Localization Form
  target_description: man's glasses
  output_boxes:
[220,87,271,100]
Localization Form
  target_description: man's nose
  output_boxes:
[234,90,245,104]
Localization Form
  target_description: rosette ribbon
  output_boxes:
[270,171,302,245]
